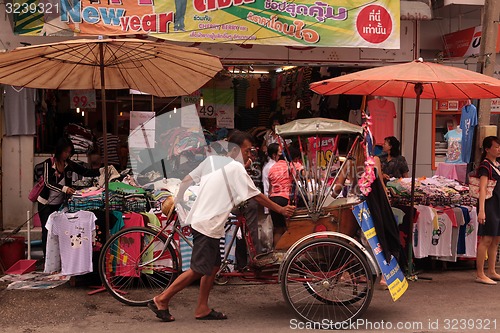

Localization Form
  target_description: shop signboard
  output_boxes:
[129,111,155,148]
[435,99,468,112]
[12,0,400,49]
[69,90,96,109]
[352,201,408,302]
[491,99,500,113]
[443,25,500,58]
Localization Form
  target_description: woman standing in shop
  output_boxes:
[268,146,302,247]
[261,114,286,154]
[37,137,101,257]
[475,136,500,285]
[379,136,409,181]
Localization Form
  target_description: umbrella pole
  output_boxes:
[100,43,110,242]
[407,83,423,279]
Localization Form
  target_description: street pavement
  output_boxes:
[0,264,499,333]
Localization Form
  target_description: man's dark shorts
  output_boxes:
[190,229,221,276]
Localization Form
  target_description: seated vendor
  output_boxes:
[379,136,409,182]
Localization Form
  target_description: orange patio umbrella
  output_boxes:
[310,58,500,277]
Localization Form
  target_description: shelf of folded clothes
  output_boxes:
[387,176,475,207]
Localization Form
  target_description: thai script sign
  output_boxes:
[13,0,400,48]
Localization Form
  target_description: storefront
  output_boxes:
[0,2,491,275]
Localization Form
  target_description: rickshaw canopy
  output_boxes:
[275,118,363,138]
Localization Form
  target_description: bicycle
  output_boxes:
[98,211,187,306]
[99,118,381,323]
[98,205,267,306]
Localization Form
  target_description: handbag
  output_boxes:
[28,177,45,202]
[28,157,54,203]
[469,160,499,200]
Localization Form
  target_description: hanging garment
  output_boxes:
[435,208,460,262]
[365,177,403,264]
[44,211,96,276]
[444,129,463,163]
[460,104,477,163]
[427,212,453,257]
[115,212,145,277]
[367,98,396,144]
[413,205,436,259]
[3,86,37,136]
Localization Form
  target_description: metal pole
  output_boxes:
[100,43,110,241]
[407,83,423,278]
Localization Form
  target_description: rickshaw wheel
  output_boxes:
[214,266,230,285]
[280,237,373,324]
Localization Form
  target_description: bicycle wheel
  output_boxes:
[280,237,373,324]
[99,227,179,306]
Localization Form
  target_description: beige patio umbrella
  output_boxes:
[310,58,500,276]
[0,38,223,239]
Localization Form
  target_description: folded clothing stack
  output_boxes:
[68,188,104,212]
[124,193,149,212]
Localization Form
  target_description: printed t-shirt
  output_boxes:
[367,98,396,144]
[413,205,435,259]
[44,211,96,276]
[428,212,453,257]
[187,156,260,239]
[464,207,478,258]
[436,208,460,262]
[444,129,462,163]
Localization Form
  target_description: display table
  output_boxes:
[436,162,467,183]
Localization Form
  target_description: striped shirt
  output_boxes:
[97,134,120,166]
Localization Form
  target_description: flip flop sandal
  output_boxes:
[195,309,228,320]
[474,277,497,285]
[147,301,175,322]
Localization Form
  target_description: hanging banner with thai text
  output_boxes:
[12,0,400,49]
[353,201,408,302]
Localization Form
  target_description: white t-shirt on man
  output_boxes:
[187,156,260,239]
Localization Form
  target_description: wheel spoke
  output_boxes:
[281,239,373,324]
[99,227,179,306]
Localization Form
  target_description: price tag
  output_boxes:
[70,90,96,109]
[198,104,216,118]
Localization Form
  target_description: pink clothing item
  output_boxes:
[367,99,396,144]
[116,212,145,277]
[268,160,302,200]
[77,188,104,198]
[435,163,467,183]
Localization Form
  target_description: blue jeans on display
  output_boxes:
[175,0,187,31]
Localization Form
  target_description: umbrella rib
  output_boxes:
[53,44,102,90]
[114,49,166,96]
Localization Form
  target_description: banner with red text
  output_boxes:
[13,0,400,48]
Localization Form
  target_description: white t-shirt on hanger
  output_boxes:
[44,211,96,276]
